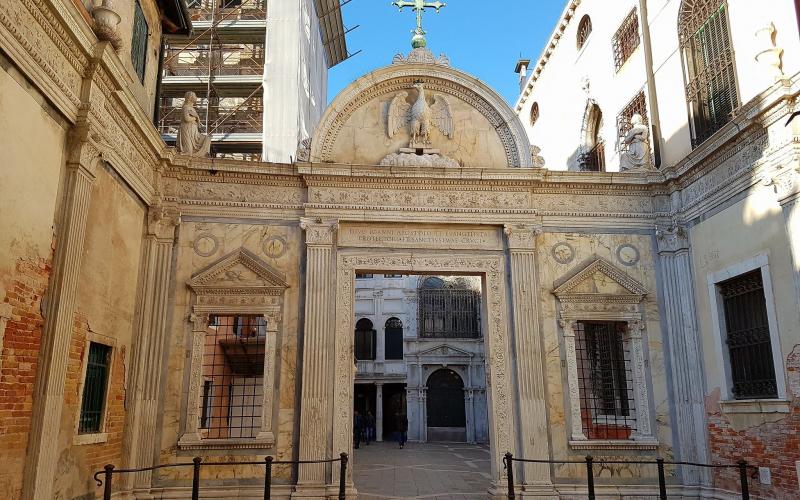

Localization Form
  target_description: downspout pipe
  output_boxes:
[639,0,663,168]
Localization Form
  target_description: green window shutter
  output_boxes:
[79,343,112,434]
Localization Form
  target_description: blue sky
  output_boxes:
[327,1,566,105]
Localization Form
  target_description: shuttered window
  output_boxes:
[131,1,149,83]
[79,343,112,434]
[679,1,739,147]
[718,270,777,400]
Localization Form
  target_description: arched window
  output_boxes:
[679,0,739,147]
[579,101,605,172]
[426,369,466,429]
[354,318,376,360]
[530,102,540,127]
[577,15,592,49]
[384,318,404,360]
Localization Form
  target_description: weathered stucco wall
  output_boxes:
[0,59,67,500]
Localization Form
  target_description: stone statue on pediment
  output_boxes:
[619,114,651,171]
[176,91,211,157]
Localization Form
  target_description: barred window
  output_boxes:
[131,1,149,83]
[79,343,112,434]
[718,270,778,400]
[201,315,265,439]
[612,9,640,71]
[579,104,605,172]
[617,91,648,144]
[577,15,592,49]
[356,274,373,280]
[354,318,376,360]
[418,278,481,339]
[529,102,540,127]
[575,322,636,440]
[679,0,739,147]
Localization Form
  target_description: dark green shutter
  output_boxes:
[79,343,111,433]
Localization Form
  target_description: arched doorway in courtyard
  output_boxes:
[426,368,467,442]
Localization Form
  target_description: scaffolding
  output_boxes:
[159,0,267,161]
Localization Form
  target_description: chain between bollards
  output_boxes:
[264,456,273,500]
[192,457,202,500]
[102,464,114,500]
[339,452,348,500]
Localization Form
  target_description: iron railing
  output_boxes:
[93,453,348,500]
[504,452,755,500]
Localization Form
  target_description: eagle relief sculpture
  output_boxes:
[380,82,459,168]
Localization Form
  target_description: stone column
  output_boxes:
[375,291,385,363]
[626,320,656,443]
[503,225,552,491]
[560,320,587,442]
[419,387,428,442]
[22,142,99,500]
[296,218,338,491]
[258,311,281,442]
[655,224,709,483]
[181,313,210,442]
[772,168,800,309]
[125,206,180,488]
[465,389,476,443]
[376,382,384,442]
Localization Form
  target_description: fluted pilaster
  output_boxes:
[504,224,553,492]
[22,144,99,500]
[656,224,708,484]
[297,218,338,488]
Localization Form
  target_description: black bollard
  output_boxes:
[264,456,273,500]
[738,460,750,500]
[656,458,667,500]
[585,456,595,500]
[192,457,202,500]
[504,453,515,499]
[103,464,114,500]
[339,453,348,500]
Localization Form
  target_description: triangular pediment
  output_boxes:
[188,248,288,292]
[553,258,646,301]
[417,344,474,358]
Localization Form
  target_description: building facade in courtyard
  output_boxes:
[0,0,799,499]
[353,274,489,444]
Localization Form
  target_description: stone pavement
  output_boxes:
[353,441,492,499]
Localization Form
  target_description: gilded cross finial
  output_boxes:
[392,0,447,48]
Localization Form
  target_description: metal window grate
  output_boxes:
[680,1,739,147]
[719,270,777,399]
[354,318,376,360]
[578,142,605,172]
[575,322,636,439]
[577,15,592,49]
[612,9,641,71]
[355,274,374,279]
[79,343,112,434]
[617,91,648,144]
[131,1,149,83]
[200,315,265,438]
[418,288,481,339]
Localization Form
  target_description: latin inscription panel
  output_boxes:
[338,224,502,251]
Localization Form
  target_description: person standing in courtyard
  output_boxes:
[353,410,363,449]
[394,411,408,449]
[365,410,376,445]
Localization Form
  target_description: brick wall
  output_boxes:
[0,258,51,500]
[707,345,800,499]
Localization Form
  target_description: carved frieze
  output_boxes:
[339,224,502,251]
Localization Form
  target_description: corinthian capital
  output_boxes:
[147,204,181,240]
[770,166,800,205]
[655,224,689,254]
[300,217,339,246]
[503,223,542,251]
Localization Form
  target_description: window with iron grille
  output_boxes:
[200,315,265,439]
[617,92,648,145]
[354,318,376,360]
[418,278,481,339]
[575,322,636,439]
[718,270,778,399]
[530,102,540,127]
[385,318,404,360]
[577,15,592,50]
[612,9,640,71]
[78,342,112,434]
[356,274,373,279]
[131,1,149,83]
[679,1,739,147]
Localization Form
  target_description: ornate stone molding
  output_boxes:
[300,218,339,246]
[771,166,800,205]
[504,224,542,251]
